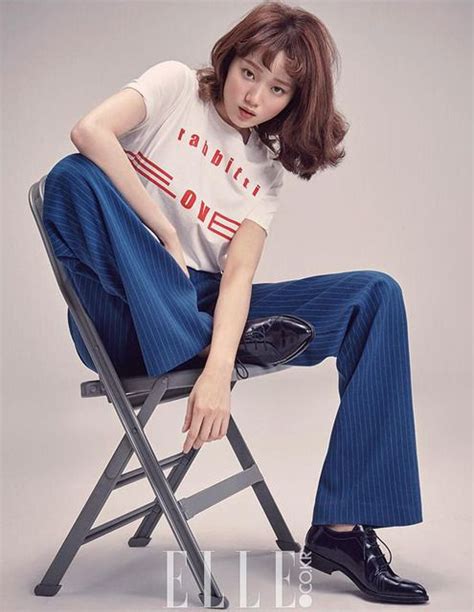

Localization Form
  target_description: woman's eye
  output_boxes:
[242,68,286,95]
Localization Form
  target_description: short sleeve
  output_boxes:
[120,60,192,131]
[244,164,284,237]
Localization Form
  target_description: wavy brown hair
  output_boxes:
[196,1,349,180]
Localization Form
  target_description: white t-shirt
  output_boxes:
[118,60,284,273]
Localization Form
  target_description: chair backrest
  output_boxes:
[28,176,136,407]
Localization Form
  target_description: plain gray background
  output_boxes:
[1,0,472,610]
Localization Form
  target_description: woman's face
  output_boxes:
[215,49,295,138]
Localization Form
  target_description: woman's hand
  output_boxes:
[162,232,190,279]
[181,370,231,453]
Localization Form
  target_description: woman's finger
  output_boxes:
[194,414,214,448]
[182,397,193,432]
[183,410,204,453]
[218,413,230,439]
[210,416,223,441]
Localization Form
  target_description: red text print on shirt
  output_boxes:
[177,128,261,197]
[124,149,242,241]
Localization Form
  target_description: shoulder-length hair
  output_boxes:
[196,1,349,180]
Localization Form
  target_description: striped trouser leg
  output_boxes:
[42,153,423,527]
[43,153,215,378]
[247,270,423,528]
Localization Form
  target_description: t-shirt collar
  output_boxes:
[208,101,254,146]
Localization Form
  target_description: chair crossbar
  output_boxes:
[90,462,263,541]
[116,451,185,489]
[179,464,263,520]
[115,466,148,488]
[85,501,157,543]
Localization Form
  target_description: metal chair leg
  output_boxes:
[226,415,301,553]
[128,446,200,547]
[34,378,168,596]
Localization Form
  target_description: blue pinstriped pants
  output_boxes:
[43,153,423,529]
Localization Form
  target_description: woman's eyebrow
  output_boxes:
[243,58,293,88]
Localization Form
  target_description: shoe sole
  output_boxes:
[304,546,429,605]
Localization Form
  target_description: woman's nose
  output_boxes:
[245,86,263,107]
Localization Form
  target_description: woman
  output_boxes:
[43,1,429,604]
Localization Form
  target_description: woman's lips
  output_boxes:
[238,106,255,120]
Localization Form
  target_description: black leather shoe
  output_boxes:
[304,524,429,604]
[234,315,315,379]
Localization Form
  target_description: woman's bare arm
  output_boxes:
[71,123,177,246]
[70,88,179,247]
[182,220,267,452]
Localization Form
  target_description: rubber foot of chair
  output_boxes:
[198,592,229,608]
[276,539,301,552]
[34,583,62,596]
[128,536,152,547]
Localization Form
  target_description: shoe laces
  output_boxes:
[363,526,393,571]
[244,324,272,352]
[236,321,274,380]
[235,357,249,380]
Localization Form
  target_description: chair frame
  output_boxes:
[29,175,300,609]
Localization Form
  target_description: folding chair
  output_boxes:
[29,174,301,608]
